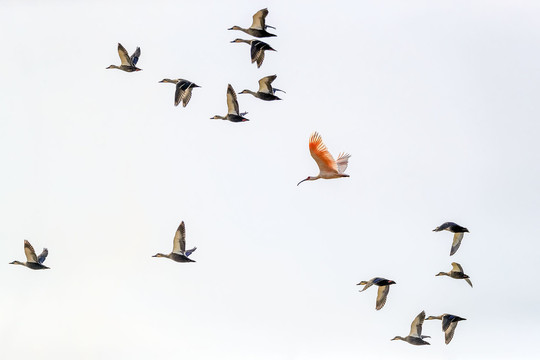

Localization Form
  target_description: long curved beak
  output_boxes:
[297,178,308,186]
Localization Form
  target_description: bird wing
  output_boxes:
[442,315,452,332]
[117,43,131,66]
[445,322,458,344]
[24,240,39,263]
[309,132,338,174]
[450,232,464,256]
[465,278,473,288]
[172,221,186,254]
[376,285,390,310]
[336,153,351,174]
[130,47,141,66]
[184,247,197,257]
[251,43,266,68]
[174,81,192,107]
[258,75,276,94]
[226,84,240,115]
[451,262,464,272]
[251,8,268,30]
[37,248,49,264]
[409,311,426,337]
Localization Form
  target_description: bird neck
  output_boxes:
[10,261,26,266]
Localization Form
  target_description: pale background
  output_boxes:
[0,1,538,359]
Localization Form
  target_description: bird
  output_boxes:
[436,262,473,287]
[159,78,201,107]
[10,240,49,270]
[297,132,351,185]
[391,311,431,345]
[210,84,249,122]
[239,75,284,101]
[356,277,396,310]
[106,43,141,72]
[426,314,466,344]
[228,8,277,38]
[230,38,276,68]
[152,221,197,263]
[433,221,469,256]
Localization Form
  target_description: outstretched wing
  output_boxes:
[251,44,266,68]
[409,311,426,338]
[24,240,39,263]
[226,84,240,115]
[117,43,131,66]
[450,232,464,256]
[130,47,141,66]
[376,285,390,310]
[309,132,338,174]
[251,8,268,30]
[258,75,276,94]
[445,322,459,344]
[451,262,464,272]
[172,221,186,254]
[37,248,49,264]
[336,153,351,174]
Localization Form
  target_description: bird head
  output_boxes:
[435,272,446,276]
[228,26,242,31]
[297,176,315,186]
[152,253,165,258]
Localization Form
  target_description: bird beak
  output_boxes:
[297,178,309,186]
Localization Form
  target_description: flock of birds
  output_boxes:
[356,221,472,345]
[9,7,473,351]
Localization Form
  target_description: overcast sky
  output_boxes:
[0,1,538,359]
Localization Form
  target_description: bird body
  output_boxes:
[357,277,396,310]
[107,43,141,72]
[211,84,249,122]
[436,262,473,287]
[228,8,276,38]
[391,311,431,345]
[153,221,197,263]
[239,75,284,101]
[426,314,466,344]
[230,38,276,68]
[297,132,351,185]
[159,78,200,107]
[10,240,49,270]
[433,221,469,255]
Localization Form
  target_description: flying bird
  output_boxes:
[152,221,197,263]
[436,262,473,287]
[159,78,201,107]
[230,39,276,68]
[426,314,466,344]
[433,221,469,256]
[106,43,141,72]
[297,132,351,185]
[10,240,49,270]
[211,84,249,122]
[357,277,396,310]
[228,8,277,38]
[239,75,285,101]
[391,311,431,345]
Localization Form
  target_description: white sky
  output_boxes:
[0,0,539,359]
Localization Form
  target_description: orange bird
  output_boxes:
[297,132,351,186]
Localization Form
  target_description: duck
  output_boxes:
[159,78,201,107]
[10,240,49,270]
[391,311,431,345]
[239,75,284,101]
[210,84,249,122]
[228,8,276,38]
[106,43,141,72]
[436,262,473,287]
[152,221,197,263]
[230,39,276,68]
[356,277,396,310]
[426,314,466,344]
[433,221,469,256]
